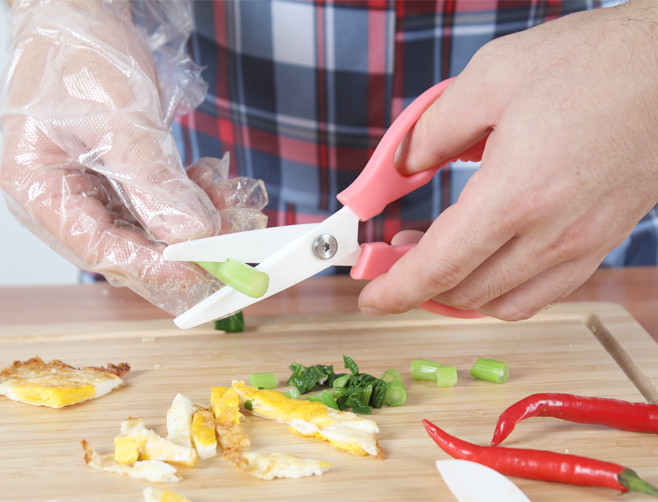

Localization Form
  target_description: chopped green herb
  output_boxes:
[287,362,335,394]
[196,259,269,298]
[248,371,279,389]
[436,366,458,387]
[410,358,442,381]
[332,374,350,389]
[214,311,245,332]
[343,354,359,375]
[381,368,402,384]
[286,355,393,412]
[385,381,407,407]
[280,386,302,399]
[306,389,339,410]
[470,357,509,383]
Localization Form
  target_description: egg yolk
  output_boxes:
[191,409,216,446]
[12,383,95,408]
[160,489,191,502]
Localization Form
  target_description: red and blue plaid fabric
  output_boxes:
[172,0,657,267]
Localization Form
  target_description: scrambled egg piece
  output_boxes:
[120,417,198,467]
[212,385,331,479]
[0,357,129,408]
[224,450,332,480]
[166,393,194,447]
[232,381,383,458]
[143,487,191,502]
[210,386,250,451]
[82,440,180,483]
[191,406,217,460]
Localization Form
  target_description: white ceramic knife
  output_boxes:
[436,459,532,502]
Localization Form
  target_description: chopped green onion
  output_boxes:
[244,399,253,411]
[196,259,269,298]
[280,387,301,399]
[343,354,359,375]
[332,374,350,388]
[331,386,348,399]
[384,381,407,407]
[410,359,442,381]
[214,311,245,332]
[470,357,509,383]
[287,362,335,394]
[359,383,373,406]
[435,366,458,387]
[352,405,373,415]
[381,368,402,384]
[248,371,279,389]
[306,389,339,410]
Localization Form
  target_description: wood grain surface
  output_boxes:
[2,302,658,501]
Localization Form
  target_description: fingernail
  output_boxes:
[394,132,410,169]
[360,306,387,317]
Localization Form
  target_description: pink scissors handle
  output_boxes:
[351,243,483,319]
[336,78,452,220]
[341,78,485,319]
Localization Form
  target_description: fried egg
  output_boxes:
[210,386,250,451]
[211,385,332,479]
[223,450,332,480]
[0,357,129,408]
[120,417,198,467]
[82,439,180,483]
[191,406,217,460]
[143,487,191,502]
[232,381,383,458]
[166,393,194,447]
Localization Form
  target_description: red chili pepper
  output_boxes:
[423,419,658,496]
[491,393,658,447]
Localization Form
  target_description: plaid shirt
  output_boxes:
[172,0,658,267]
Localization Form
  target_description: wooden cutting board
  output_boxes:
[2,302,658,502]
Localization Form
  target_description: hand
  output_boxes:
[0,1,266,315]
[358,0,658,321]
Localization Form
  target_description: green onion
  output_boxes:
[244,399,253,411]
[331,386,348,399]
[248,371,279,389]
[470,357,509,383]
[332,374,350,388]
[410,359,442,381]
[196,259,269,298]
[381,368,402,384]
[435,366,458,387]
[306,389,340,410]
[280,387,301,399]
[352,405,373,415]
[214,311,245,332]
[384,381,407,407]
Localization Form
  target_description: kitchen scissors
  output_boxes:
[164,78,485,329]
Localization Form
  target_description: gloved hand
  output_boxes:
[359,0,658,321]
[0,0,267,315]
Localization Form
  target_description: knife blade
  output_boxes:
[436,459,531,502]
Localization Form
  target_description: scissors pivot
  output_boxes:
[313,234,338,260]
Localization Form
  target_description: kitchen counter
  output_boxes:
[1,266,657,340]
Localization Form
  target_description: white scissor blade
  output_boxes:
[163,223,318,263]
[436,460,531,502]
[174,207,361,328]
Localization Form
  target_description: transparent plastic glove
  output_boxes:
[0,0,267,316]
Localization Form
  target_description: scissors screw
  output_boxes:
[313,234,338,260]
